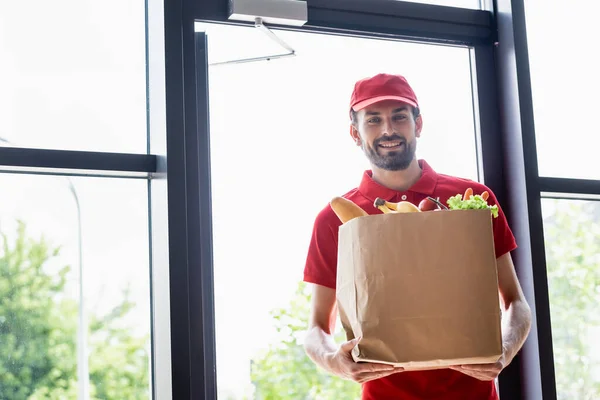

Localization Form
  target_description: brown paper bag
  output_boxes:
[335,209,502,370]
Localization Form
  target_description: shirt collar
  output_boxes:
[357,159,438,201]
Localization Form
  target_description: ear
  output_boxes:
[350,124,361,145]
[415,114,423,138]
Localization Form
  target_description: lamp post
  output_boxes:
[68,179,89,400]
[0,137,89,399]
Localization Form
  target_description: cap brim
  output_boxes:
[352,95,418,111]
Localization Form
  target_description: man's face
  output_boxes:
[352,100,422,171]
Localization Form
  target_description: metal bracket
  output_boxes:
[208,18,296,66]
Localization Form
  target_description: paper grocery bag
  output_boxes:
[335,209,502,370]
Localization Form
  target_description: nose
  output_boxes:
[381,116,395,136]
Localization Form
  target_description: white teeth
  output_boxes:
[380,142,401,148]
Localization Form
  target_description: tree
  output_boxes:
[86,292,150,400]
[0,221,149,399]
[543,200,600,400]
[250,281,361,400]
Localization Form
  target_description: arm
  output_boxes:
[303,283,403,383]
[304,283,342,366]
[497,252,532,364]
[451,252,532,380]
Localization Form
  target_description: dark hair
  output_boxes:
[350,106,420,126]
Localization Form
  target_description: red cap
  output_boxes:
[349,73,419,117]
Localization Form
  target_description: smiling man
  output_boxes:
[302,73,532,399]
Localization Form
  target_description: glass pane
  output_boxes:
[199,22,479,399]
[393,0,481,9]
[525,1,600,179]
[0,0,147,153]
[542,198,600,399]
[0,174,151,399]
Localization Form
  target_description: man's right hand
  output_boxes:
[326,337,404,383]
[304,284,403,383]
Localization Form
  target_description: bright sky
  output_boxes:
[0,0,598,399]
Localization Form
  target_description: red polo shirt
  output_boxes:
[303,159,517,400]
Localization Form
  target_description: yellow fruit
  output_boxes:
[374,197,393,214]
[375,197,421,214]
[395,201,421,213]
[330,196,368,223]
[377,203,395,214]
[383,200,399,211]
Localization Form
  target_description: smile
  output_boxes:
[378,141,404,148]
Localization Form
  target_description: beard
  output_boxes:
[362,135,416,171]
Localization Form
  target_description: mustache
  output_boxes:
[374,135,406,146]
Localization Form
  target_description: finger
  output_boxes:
[457,363,502,378]
[453,366,495,381]
[340,336,362,352]
[358,369,399,378]
[352,362,397,373]
[449,366,487,380]
[458,363,496,370]
[356,368,403,383]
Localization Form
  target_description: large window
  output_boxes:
[0,0,147,153]
[0,173,151,399]
[524,1,600,397]
[524,0,600,180]
[198,21,481,399]
[541,198,600,399]
[0,0,155,398]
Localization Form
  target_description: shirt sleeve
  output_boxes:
[303,206,340,290]
[484,187,518,258]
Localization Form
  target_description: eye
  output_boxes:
[393,114,407,121]
[367,117,381,124]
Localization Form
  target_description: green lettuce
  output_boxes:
[446,193,499,218]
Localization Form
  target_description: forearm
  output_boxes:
[501,299,532,363]
[304,326,338,371]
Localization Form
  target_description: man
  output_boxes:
[302,73,532,399]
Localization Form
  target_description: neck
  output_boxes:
[371,158,422,192]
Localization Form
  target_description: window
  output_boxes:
[524,0,600,180]
[0,173,151,398]
[541,198,600,399]
[0,0,147,153]
[1,0,162,397]
[198,21,480,399]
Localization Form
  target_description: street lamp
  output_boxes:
[67,179,89,400]
[0,137,89,399]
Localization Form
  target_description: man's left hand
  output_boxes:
[449,352,509,381]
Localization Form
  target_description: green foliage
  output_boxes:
[250,282,361,400]
[0,221,149,399]
[543,200,600,400]
[0,221,71,400]
[87,291,150,399]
